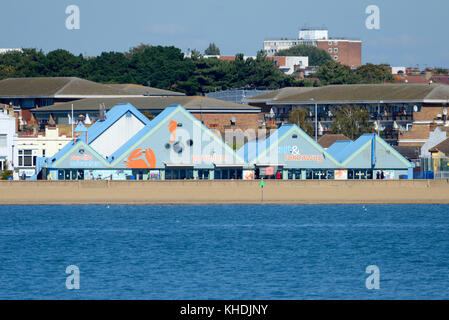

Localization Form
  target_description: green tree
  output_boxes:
[331,105,373,139]
[0,48,47,79]
[190,49,202,60]
[288,108,314,136]
[275,44,332,66]
[354,63,393,83]
[0,44,300,94]
[82,51,131,83]
[44,49,85,77]
[204,43,220,55]
[314,60,357,85]
[126,45,194,90]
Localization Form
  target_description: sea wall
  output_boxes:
[1,180,449,204]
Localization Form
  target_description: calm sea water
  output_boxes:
[0,204,449,300]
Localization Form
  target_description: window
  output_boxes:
[165,168,193,180]
[18,149,36,167]
[0,134,6,148]
[328,48,332,53]
[334,41,339,46]
[198,169,209,180]
[334,55,338,60]
[214,168,242,180]
[334,48,338,53]
[287,169,302,180]
[328,41,332,45]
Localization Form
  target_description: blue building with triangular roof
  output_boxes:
[40,103,246,180]
[38,103,413,180]
[238,125,413,180]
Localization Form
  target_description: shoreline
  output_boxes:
[1,180,449,205]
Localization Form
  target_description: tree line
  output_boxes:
[0,43,395,95]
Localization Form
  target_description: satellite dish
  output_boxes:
[413,105,418,112]
[443,109,447,116]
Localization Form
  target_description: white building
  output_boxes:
[420,127,448,158]
[16,127,72,178]
[391,67,406,75]
[298,28,329,40]
[264,28,329,55]
[276,56,309,75]
[0,48,22,55]
[0,109,18,173]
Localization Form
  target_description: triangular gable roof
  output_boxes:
[110,104,245,166]
[341,134,411,168]
[239,124,341,167]
[237,125,294,163]
[327,140,354,162]
[429,137,449,155]
[107,105,180,163]
[87,103,151,144]
[49,140,111,169]
[338,135,373,165]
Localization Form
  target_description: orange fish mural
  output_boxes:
[124,147,156,168]
[168,120,178,143]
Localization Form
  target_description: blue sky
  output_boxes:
[1,0,448,67]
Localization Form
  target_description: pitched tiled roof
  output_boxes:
[244,87,315,103]
[246,84,449,104]
[318,134,351,148]
[105,83,184,96]
[31,96,260,113]
[429,138,449,155]
[0,77,142,97]
[393,146,421,160]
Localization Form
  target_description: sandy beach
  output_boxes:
[0,180,448,204]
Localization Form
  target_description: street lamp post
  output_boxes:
[11,144,14,168]
[310,98,317,141]
[377,100,383,136]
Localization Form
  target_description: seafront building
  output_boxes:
[36,103,413,180]
[245,83,449,145]
[15,127,72,178]
[237,124,412,180]
[0,108,18,173]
